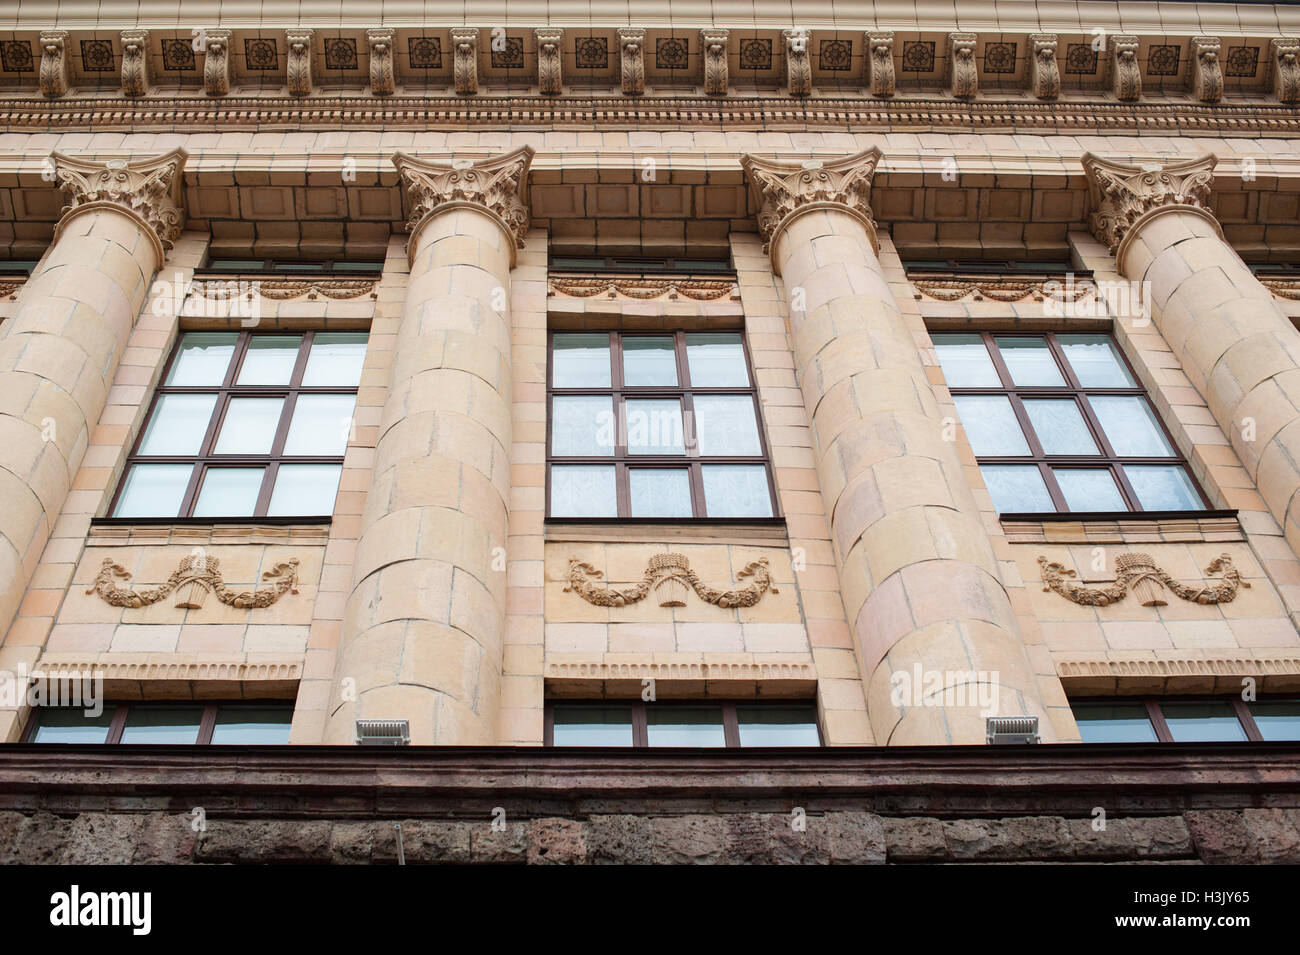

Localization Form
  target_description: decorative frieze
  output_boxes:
[564,554,778,609]
[367,28,396,96]
[38,31,68,98]
[783,29,811,96]
[86,554,300,611]
[1082,153,1218,257]
[286,29,313,96]
[452,27,478,95]
[1272,37,1300,104]
[1191,36,1223,102]
[868,31,895,97]
[913,277,1096,303]
[548,277,738,301]
[50,149,187,258]
[1028,34,1060,99]
[1037,553,1248,607]
[1112,35,1142,101]
[949,32,978,99]
[702,29,729,96]
[203,29,231,96]
[188,277,379,303]
[536,28,563,95]
[120,30,149,97]
[619,28,645,95]
[742,148,882,259]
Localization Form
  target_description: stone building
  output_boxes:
[1,1,1299,864]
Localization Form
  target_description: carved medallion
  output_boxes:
[564,554,778,609]
[1037,552,1248,607]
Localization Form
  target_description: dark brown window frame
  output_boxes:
[1070,695,1300,743]
[543,700,823,748]
[199,257,385,275]
[545,329,781,522]
[941,331,1210,514]
[20,701,294,744]
[109,330,361,520]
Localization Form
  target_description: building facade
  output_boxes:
[2,1,1300,864]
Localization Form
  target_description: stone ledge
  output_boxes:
[1001,512,1243,545]
[1055,651,1300,694]
[544,660,817,697]
[25,656,302,701]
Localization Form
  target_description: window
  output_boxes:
[200,258,384,275]
[1071,698,1300,743]
[548,255,733,274]
[544,701,821,747]
[547,331,778,520]
[932,332,1206,514]
[23,702,293,744]
[904,258,1078,277]
[110,331,367,520]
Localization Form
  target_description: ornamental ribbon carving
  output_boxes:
[87,554,300,611]
[1081,153,1217,257]
[549,277,736,301]
[565,554,778,609]
[1037,552,1249,608]
[51,148,187,257]
[120,30,150,97]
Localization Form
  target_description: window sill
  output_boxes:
[999,510,1241,545]
[88,517,332,546]
[545,517,787,545]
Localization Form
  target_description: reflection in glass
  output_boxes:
[302,332,368,387]
[166,332,237,385]
[138,394,218,456]
[551,705,634,746]
[32,707,117,743]
[213,398,284,455]
[629,469,692,517]
[1058,334,1134,387]
[283,394,355,456]
[1090,396,1174,456]
[736,706,820,746]
[622,336,677,386]
[1124,465,1200,511]
[932,333,1000,386]
[694,394,761,456]
[114,464,193,518]
[210,706,293,744]
[268,464,342,516]
[1072,704,1159,743]
[1023,399,1098,455]
[237,335,302,385]
[1054,468,1126,511]
[193,468,264,517]
[119,706,204,744]
[980,465,1054,513]
[552,333,611,387]
[685,332,749,386]
[552,396,615,456]
[1161,702,1247,742]
[1248,700,1300,741]
[647,707,726,747]
[994,336,1065,386]
[702,465,772,517]
[953,395,1030,456]
[626,399,685,455]
[551,465,617,517]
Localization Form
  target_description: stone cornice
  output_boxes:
[49,147,187,267]
[392,145,533,265]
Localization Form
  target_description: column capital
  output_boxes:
[741,148,882,269]
[1082,152,1220,263]
[393,146,534,265]
[50,148,187,268]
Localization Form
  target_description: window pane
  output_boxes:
[237,335,302,385]
[686,332,749,387]
[1161,702,1247,742]
[193,467,264,517]
[647,707,726,747]
[301,332,368,387]
[980,465,1054,513]
[994,336,1065,386]
[626,398,685,455]
[1089,396,1174,456]
[114,464,193,517]
[693,394,761,456]
[737,706,820,746]
[952,395,1030,455]
[137,394,217,456]
[32,706,118,743]
[702,465,772,517]
[1058,334,1135,387]
[551,465,617,517]
[1072,703,1159,743]
[552,705,634,746]
[210,706,293,744]
[119,707,203,744]
[622,336,678,386]
[1248,700,1300,741]
[1124,465,1200,511]
[1053,468,1127,512]
[1023,398,1099,455]
[552,396,615,456]
[283,394,355,456]
[629,469,692,517]
[268,464,342,516]
[932,333,1000,386]
[552,333,611,387]
[166,332,237,385]
[213,397,284,455]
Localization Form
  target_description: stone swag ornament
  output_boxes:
[565,553,778,609]
[1037,552,1248,607]
[87,553,300,611]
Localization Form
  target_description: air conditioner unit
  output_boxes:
[986,716,1039,745]
[355,719,410,746]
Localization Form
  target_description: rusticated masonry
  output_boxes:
[328,147,533,746]
[0,149,185,644]
[741,150,1051,746]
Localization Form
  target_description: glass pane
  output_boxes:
[693,394,761,456]
[302,332,368,387]
[550,465,617,517]
[1089,396,1174,456]
[137,394,217,456]
[736,706,820,746]
[1248,700,1300,741]
[1124,465,1201,511]
[268,464,342,516]
[166,332,237,385]
[236,335,302,385]
[629,469,692,517]
[980,465,1055,513]
[994,336,1065,386]
[551,705,634,746]
[1054,468,1127,511]
[31,706,118,743]
[1072,704,1159,743]
[1022,399,1098,455]
[120,706,204,744]
[686,332,749,387]
[952,395,1030,455]
[283,394,355,456]
[1058,334,1135,387]
[213,397,284,455]
[552,333,611,387]
[702,464,772,517]
[932,333,1000,387]
[1161,702,1247,742]
[552,396,614,456]
[626,399,685,455]
[622,336,677,386]
[114,464,193,517]
[193,467,264,517]
[210,706,293,744]
[647,707,726,747]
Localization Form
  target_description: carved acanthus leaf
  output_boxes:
[121,30,150,97]
[1038,553,1248,607]
[536,28,563,95]
[1028,34,1060,99]
[1111,35,1142,102]
[51,148,188,254]
[564,554,779,609]
[741,148,882,258]
[1191,36,1223,103]
[368,28,396,96]
[619,29,645,95]
[783,29,811,96]
[393,147,533,256]
[949,33,978,99]
[39,31,69,98]
[203,29,231,97]
[1272,37,1300,104]
[868,31,895,97]
[1082,153,1217,255]
[286,29,313,97]
[703,28,729,96]
[87,554,300,611]
[452,28,478,95]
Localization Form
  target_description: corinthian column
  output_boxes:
[1083,154,1300,551]
[328,147,533,745]
[0,150,185,640]
[741,150,1050,745]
